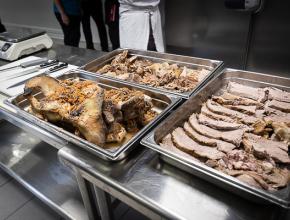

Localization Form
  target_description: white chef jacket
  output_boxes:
[119,0,165,52]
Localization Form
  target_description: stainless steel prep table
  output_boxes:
[1,41,289,220]
[0,42,106,220]
[58,145,290,220]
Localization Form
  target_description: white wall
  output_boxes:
[0,0,102,44]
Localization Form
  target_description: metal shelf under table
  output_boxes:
[0,119,88,220]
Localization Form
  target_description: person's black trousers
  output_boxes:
[81,0,109,51]
[55,13,81,47]
[107,22,119,50]
[0,19,6,33]
[108,22,120,50]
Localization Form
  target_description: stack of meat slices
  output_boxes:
[160,81,290,190]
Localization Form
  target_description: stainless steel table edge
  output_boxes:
[58,147,187,220]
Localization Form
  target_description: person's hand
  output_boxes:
[61,13,69,25]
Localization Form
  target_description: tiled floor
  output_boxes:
[0,169,61,220]
[0,169,149,220]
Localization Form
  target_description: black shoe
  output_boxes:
[86,43,95,50]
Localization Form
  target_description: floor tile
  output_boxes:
[0,169,11,186]
[6,197,62,220]
[0,179,33,219]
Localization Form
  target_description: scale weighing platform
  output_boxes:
[0,28,53,61]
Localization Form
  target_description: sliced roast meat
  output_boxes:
[205,159,219,168]
[266,100,290,113]
[216,142,237,153]
[243,133,290,164]
[271,122,290,144]
[197,113,250,131]
[264,107,290,128]
[244,172,270,190]
[183,121,236,153]
[265,106,290,116]
[223,169,270,190]
[183,122,217,147]
[227,82,266,101]
[266,87,290,103]
[223,104,256,115]
[264,115,290,127]
[172,127,225,160]
[252,119,269,136]
[200,105,235,123]
[255,109,265,118]
[263,168,290,188]
[247,133,288,152]
[237,174,263,189]
[189,114,244,146]
[206,100,258,125]
[158,81,290,191]
[226,150,260,172]
[160,134,198,161]
[213,93,262,107]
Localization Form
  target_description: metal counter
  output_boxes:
[59,145,289,220]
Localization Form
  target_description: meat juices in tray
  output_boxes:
[23,75,158,148]
[161,81,290,190]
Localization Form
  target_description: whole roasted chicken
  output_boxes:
[24,75,157,147]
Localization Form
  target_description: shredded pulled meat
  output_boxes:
[92,50,211,93]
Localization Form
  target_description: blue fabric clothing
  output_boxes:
[53,0,81,15]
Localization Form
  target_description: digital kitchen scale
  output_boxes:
[0,28,53,61]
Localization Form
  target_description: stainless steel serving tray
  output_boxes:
[4,71,181,161]
[81,48,223,99]
[141,68,290,208]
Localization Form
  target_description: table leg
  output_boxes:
[93,185,115,220]
[75,171,100,220]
